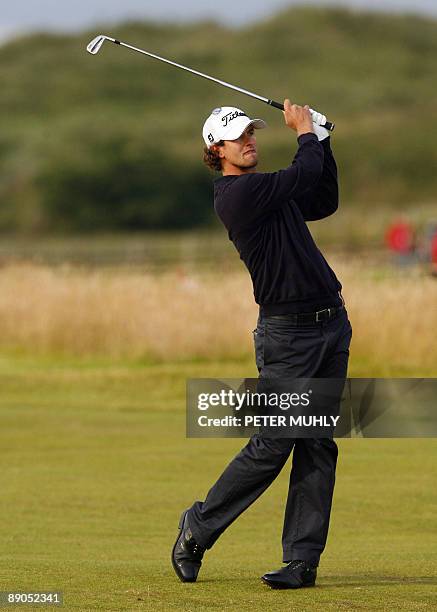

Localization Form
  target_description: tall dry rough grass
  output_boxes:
[0,261,435,371]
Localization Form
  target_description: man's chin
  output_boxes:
[240,157,258,169]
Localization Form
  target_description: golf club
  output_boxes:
[86,34,335,131]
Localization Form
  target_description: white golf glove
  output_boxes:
[310,108,330,141]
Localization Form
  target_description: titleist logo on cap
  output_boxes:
[202,106,266,147]
[221,111,247,127]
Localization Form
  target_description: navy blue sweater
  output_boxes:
[213,132,342,315]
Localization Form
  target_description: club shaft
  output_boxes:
[115,39,269,102]
[108,37,335,131]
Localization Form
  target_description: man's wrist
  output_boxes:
[297,129,315,138]
[297,126,314,138]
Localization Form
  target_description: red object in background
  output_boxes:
[431,232,437,264]
[385,220,414,254]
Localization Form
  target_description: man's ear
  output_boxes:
[211,144,225,159]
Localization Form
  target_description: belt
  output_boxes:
[265,304,344,325]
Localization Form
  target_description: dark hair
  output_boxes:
[203,142,223,172]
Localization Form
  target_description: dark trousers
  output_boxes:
[189,308,352,567]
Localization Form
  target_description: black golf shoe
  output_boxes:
[171,509,205,583]
[261,559,317,589]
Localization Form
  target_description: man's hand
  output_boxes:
[310,109,327,127]
[310,109,330,141]
[283,100,314,137]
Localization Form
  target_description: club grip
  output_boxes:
[268,99,335,132]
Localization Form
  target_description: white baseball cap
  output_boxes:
[202,106,267,148]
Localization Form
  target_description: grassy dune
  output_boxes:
[0,260,435,374]
[1,7,437,231]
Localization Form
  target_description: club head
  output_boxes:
[86,35,108,55]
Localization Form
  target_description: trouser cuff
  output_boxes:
[186,507,211,550]
[283,548,320,567]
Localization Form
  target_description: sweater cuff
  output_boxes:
[297,132,319,146]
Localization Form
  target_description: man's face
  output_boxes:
[214,125,258,174]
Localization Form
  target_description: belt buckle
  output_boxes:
[316,308,326,322]
[316,307,333,322]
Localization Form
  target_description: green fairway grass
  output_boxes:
[1,355,436,610]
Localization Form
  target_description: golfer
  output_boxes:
[172,101,352,589]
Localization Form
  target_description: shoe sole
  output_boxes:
[261,577,316,589]
[171,509,196,583]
